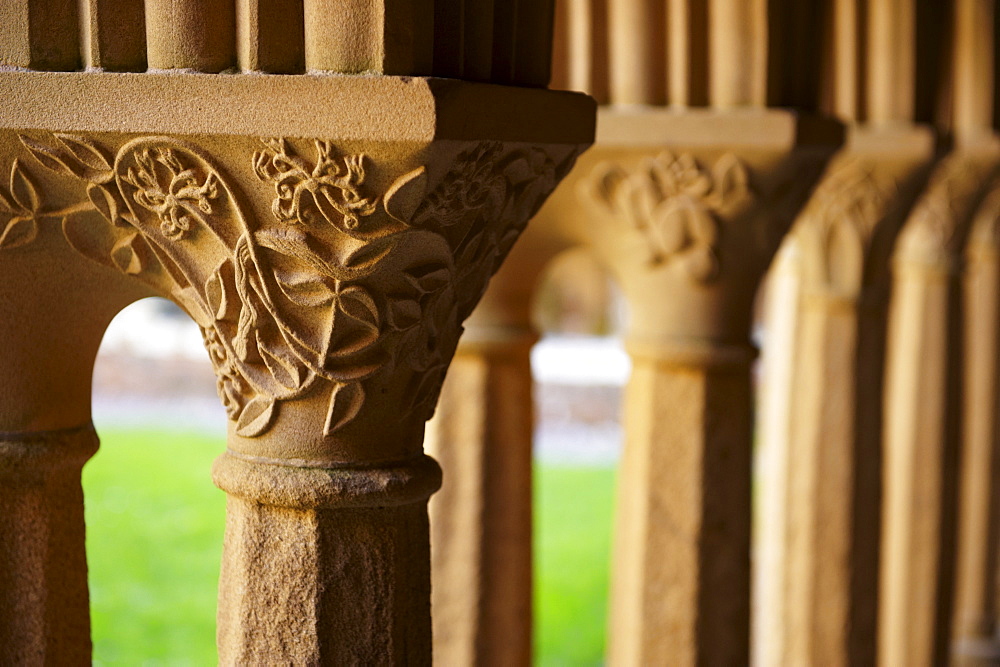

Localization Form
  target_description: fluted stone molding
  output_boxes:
[0,71,594,662]
[755,125,935,666]
[532,108,840,665]
[880,145,1000,667]
[952,184,1000,665]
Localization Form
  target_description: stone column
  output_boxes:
[425,235,562,666]
[0,73,594,662]
[763,127,934,666]
[0,426,98,665]
[425,322,536,666]
[550,108,837,664]
[879,149,1000,667]
[952,186,1000,664]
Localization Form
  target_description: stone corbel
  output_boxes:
[539,108,841,665]
[0,72,594,662]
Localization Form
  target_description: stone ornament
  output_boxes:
[583,151,751,282]
[1,132,580,439]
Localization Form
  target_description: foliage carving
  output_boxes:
[5,134,578,437]
[585,152,750,282]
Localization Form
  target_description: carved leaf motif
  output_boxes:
[256,331,306,390]
[110,233,151,275]
[255,228,380,282]
[87,184,122,225]
[275,272,337,308]
[9,160,38,213]
[712,153,749,205]
[21,134,114,184]
[329,285,380,356]
[324,381,364,435]
[0,217,37,249]
[235,396,276,437]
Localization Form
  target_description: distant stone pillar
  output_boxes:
[555,108,837,664]
[764,128,934,666]
[425,317,537,666]
[0,426,98,664]
[879,150,1000,667]
[952,187,1000,664]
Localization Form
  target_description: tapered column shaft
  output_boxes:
[867,0,915,123]
[708,0,766,107]
[608,342,751,666]
[880,254,958,667]
[608,0,664,104]
[879,155,997,666]
[426,328,535,666]
[0,0,79,71]
[303,0,433,74]
[0,426,98,664]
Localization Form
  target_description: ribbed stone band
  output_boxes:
[212,450,443,510]
[625,339,758,369]
[0,424,100,481]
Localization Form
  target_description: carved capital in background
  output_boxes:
[533,108,841,346]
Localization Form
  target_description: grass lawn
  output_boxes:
[84,428,616,665]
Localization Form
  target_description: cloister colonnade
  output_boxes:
[1,0,1000,666]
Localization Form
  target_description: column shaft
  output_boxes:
[213,452,441,664]
[427,333,534,666]
[0,425,98,664]
[952,192,1000,663]
[608,345,751,665]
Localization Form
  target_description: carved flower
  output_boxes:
[122,147,219,241]
[254,139,378,235]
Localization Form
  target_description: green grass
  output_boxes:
[84,428,616,665]
[534,465,616,666]
[84,429,225,665]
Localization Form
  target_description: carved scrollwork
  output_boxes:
[4,133,579,438]
[583,152,751,282]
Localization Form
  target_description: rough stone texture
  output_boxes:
[426,328,535,666]
[608,353,752,666]
[214,452,439,664]
[0,425,98,665]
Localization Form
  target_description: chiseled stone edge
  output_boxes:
[212,449,443,509]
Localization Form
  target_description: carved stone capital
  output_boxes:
[0,73,595,463]
[539,108,840,346]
